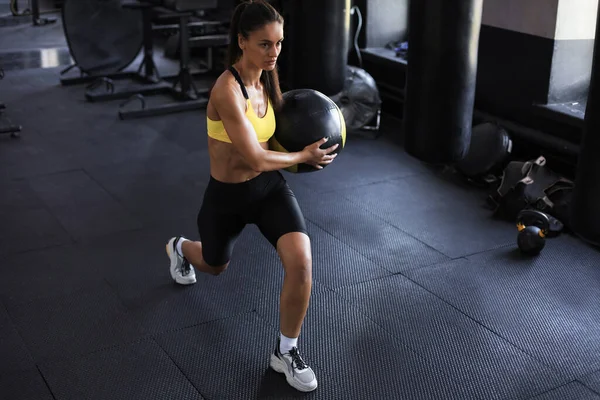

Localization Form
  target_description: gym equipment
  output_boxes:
[62,0,227,119]
[116,0,225,120]
[31,0,58,26]
[8,0,58,26]
[516,209,550,255]
[270,89,347,173]
[0,104,22,138]
[0,68,22,138]
[145,0,217,9]
[488,156,575,223]
[456,122,512,182]
[284,0,351,96]
[403,0,484,164]
[330,65,381,138]
[61,0,144,82]
[571,0,600,246]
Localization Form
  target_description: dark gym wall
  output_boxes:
[477,0,597,115]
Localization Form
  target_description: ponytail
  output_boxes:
[225,1,249,67]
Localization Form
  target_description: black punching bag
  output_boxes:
[286,0,350,96]
[570,3,600,246]
[403,0,484,164]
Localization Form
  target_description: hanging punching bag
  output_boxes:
[403,0,484,164]
[286,0,350,96]
[570,3,600,247]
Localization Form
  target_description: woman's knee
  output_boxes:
[277,232,312,282]
[288,262,312,284]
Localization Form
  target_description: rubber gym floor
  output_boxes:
[2,12,600,400]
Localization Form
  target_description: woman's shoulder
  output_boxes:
[211,69,244,100]
[209,69,247,112]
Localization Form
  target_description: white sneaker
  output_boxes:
[166,236,196,285]
[270,338,318,392]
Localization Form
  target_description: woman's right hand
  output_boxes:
[302,137,340,170]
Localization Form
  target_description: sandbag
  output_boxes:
[403,0,484,164]
[488,156,574,229]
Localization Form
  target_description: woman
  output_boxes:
[165,0,338,393]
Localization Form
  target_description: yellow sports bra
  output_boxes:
[207,66,276,143]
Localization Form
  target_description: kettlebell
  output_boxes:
[516,209,551,255]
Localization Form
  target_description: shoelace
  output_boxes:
[175,242,191,276]
[181,259,191,276]
[288,348,307,370]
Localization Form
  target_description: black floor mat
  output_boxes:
[0,301,34,373]
[336,171,517,258]
[335,274,566,400]
[154,311,332,399]
[0,206,70,256]
[529,382,600,400]
[303,220,393,290]
[156,301,474,400]
[83,152,211,226]
[283,137,428,194]
[5,282,145,363]
[581,370,600,395]
[278,290,476,399]
[0,244,104,308]
[293,186,451,273]
[404,234,600,380]
[0,369,54,400]
[0,131,78,181]
[27,169,143,240]
[39,338,204,400]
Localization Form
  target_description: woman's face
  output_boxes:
[239,21,284,71]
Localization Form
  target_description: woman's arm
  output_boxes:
[212,83,338,172]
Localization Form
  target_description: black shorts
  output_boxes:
[197,170,308,266]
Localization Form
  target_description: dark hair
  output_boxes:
[227,0,284,110]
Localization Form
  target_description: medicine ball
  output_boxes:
[270,89,346,173]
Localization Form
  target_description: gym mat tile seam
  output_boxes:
[527,380,600,399]
[0,299,36,370]
[35,364,59,400]
[11,175,76,248]
[334,272,568,381]
[581,382,600,397]
[578,369,600,396]
[331,173,514,259]
[400,278,572,379]
[452,242,514,259]
[102,277,132,314]
[314,290,489,400]
[148,310,256,336]
[302,199,450,268]
[151,337,206,399]
[81,167,145,227]
[299,172,425,195]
